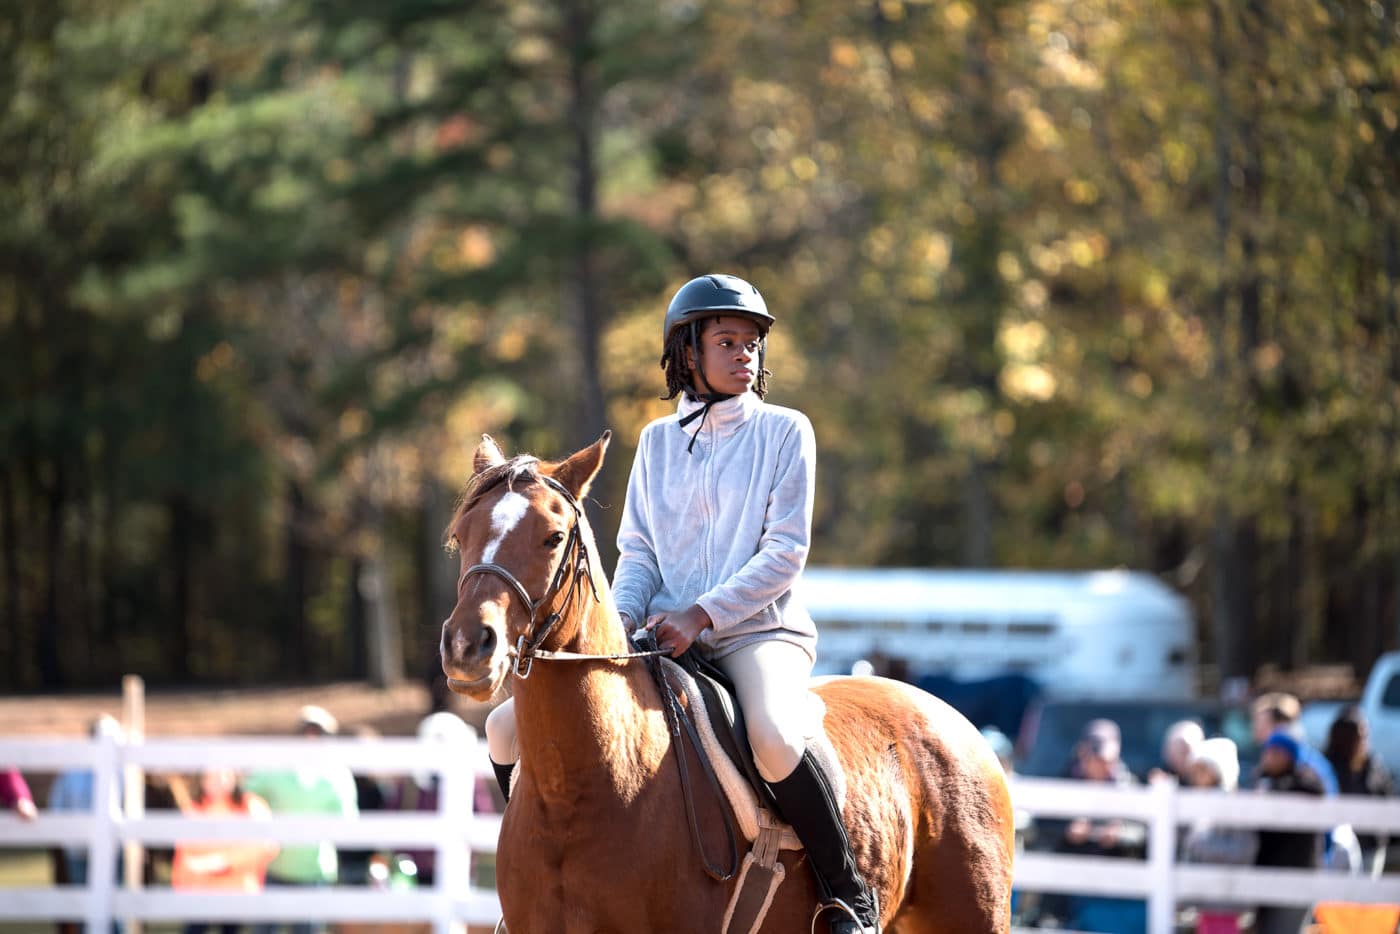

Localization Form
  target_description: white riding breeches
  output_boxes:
[485,697,519,765]
[715,638,816,783]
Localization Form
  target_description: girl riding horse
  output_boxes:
[489,274,871,931]
[451,275,1014,933]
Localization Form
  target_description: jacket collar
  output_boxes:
[677,391,761,441]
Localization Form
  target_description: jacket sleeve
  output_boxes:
[612,429,662,627]
[696,415,815,632]
[0,769,32,809]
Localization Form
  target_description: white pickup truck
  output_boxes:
[1300,651,1400,770]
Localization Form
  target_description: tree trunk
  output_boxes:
[168,497,194,681]
[1205,0,1260,683]
[564,0,606,445]
[1209,516,1256,681]
[74,462,93,683]
[1,467,23,686]
[362,450,403,689]
[347,554,367,679]
[956,14,1008,569]
[363,549,403,689]
[284,480,311,680]
[963,458,993,567]
[1383,193,1400,656]
[1381,2,1400,655]
[563,0,613,566]
[38,458,66,688]
[420,479,457,712]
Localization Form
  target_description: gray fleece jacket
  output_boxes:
[611,391,818,661]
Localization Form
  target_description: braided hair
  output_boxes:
[659,317,771,401]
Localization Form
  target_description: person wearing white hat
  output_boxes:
[387,712,478,886]
[1181,738,1256,934]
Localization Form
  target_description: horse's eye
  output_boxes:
[545,531,566,548]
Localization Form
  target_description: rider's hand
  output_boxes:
[620,613,638,635]
[645,605,712,657]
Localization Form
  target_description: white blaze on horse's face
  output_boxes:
[480,491,530,564]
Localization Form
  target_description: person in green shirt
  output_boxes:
[243,706,358,934]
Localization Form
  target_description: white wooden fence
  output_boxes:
[4,734,1400,933]
[1012,775,1400,932]
[0,733,500,932]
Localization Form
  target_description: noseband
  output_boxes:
[459,473,602,678]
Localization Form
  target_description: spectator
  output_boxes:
[48,715,125,885]
[243,705,358,934]
[170,767,278,934]
[1060,720,1146,857]
[1250,692,1338,794]
[1324,704,1394,875]
[1253,731,1327,934]
[387,711,479,887]
[1,767,37,821]
[1181,738,1257,934]
[1149,719,1204,784]
[1052,719,1147,934]
[1250,692,1302,745]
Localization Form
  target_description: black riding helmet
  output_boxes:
[663,274,774,453]
[663,274,775,343]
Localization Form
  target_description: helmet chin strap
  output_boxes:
[678,320,734,454]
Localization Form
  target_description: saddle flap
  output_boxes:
[676,650,782,814]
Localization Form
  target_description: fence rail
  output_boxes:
[5,735,1400,933]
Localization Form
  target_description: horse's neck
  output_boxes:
[512,600,671,805]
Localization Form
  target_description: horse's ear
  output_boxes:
[553,431,611,500]
[474,434,506,475]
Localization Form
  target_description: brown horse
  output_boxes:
[440,432,1014,933]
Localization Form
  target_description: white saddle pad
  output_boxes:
[659,657,846,852]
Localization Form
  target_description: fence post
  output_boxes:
[435,730,476,934]
[1147,778,1178,934]
[122,674,146,934]
[86,729,119,933]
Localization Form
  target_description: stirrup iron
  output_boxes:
[810,896,879,934]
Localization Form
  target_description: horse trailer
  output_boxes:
[798,567,1198,700]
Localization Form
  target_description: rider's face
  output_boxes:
[687,316,763,396]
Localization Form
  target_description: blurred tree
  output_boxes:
[2,0,1397,692]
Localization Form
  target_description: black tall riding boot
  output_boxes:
[769,749,880,934]
[491,759,515,804]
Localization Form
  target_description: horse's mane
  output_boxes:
[443,454,545,553]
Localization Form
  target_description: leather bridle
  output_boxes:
[457,472,606,678]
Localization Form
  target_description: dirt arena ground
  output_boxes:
[0,679,494,739]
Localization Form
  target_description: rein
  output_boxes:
[638,631,741,883]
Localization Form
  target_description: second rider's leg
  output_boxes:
[485,698,519,802]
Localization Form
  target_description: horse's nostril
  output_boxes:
[480,626,497,655]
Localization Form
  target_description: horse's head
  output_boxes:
[439,431,611,701]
